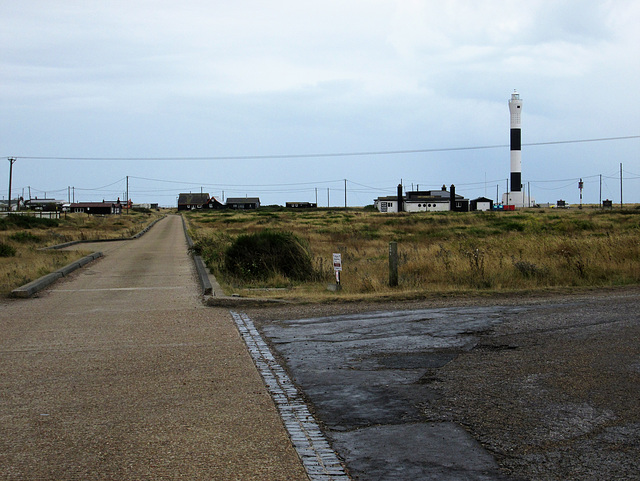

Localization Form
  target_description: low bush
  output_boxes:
[0,242,16,257]
[9,231,41,243]
[224,230,314,281]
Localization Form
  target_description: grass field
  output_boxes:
[185,206,640,300]
[0,211,163,296]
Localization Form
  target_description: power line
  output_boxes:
[7,135,638,162]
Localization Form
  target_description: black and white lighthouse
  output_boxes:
[509,90,522,198]
[503,90,531,207]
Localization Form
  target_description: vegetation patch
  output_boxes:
[224,230,314,282]
[9,231,41,243]
[0,242,16,257]
[183,206,640,299]
[2,214,59,229]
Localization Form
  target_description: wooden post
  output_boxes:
[389,241,398,287]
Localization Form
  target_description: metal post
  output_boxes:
[389,241,398,287]
[599,174,602,207]
[126,176,129,214]
[327,188,330,207]
[7,158,16,212]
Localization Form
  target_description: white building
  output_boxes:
[374,185,469,213]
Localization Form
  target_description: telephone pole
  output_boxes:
[620,163,623,208]
[344,179,347,208]
[7,158,16,212]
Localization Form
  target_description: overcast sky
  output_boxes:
[2,0,639,206]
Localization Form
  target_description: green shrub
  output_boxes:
[224,230,314,281]
[0,242,16,257]
[9,231,41,243]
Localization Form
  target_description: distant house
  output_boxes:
[286,202,317,209]
[374,185,469,213]
[226,197,260,210]
[374,196,401,213]
[132,203,159,210]
[206,196,225,210]
[70,200,122,215]
[24,198,63,212]
[470,197,493,212]
[177,193,210,211]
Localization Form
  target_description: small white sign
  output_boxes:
[333,253,342,271]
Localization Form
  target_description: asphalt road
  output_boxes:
[0,215,308,481]
[252,291,640,480]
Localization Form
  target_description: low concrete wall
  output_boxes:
[11,252,103,298]
[181,214,213,296]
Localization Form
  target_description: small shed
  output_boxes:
[226,197,260,210]
[470,197,493,212]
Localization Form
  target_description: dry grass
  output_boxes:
[185,206,640,300]
[0,211,164,296]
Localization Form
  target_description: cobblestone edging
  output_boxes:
[230,311,350,481]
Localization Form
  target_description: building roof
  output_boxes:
[226,197,260,204]
[25,198,62,204]
[70,201,120,209]
[178,193,210,205]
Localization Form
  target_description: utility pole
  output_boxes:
[7,158,16,212]
[315,187,317,206]
[126,176,129,214]
[599,174,602,207]
[327,188,330,207]
[344,179,347,208]
[620,163,623,208]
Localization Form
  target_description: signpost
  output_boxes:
[333,253,342,286]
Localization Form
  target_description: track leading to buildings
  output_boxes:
[0,215,308,481]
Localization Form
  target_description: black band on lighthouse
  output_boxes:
[511,172,522,192]
[510,128,521,151]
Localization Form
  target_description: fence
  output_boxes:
[0,211,61,219]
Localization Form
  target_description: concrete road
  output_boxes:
[0,215,308,481]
